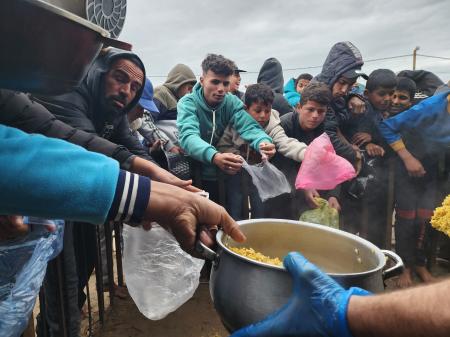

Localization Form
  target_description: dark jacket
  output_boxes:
[314,41,365,164]
[257,58,293,116]
[275,111,339,198]
[32,48,152,162]
[0,89,135,169]
[154,63,197,121]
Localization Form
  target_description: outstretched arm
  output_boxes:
[348,279,450,337]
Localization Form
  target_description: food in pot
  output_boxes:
[229,247,282,266]
[431,195,450,237]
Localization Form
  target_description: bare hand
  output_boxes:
[365,143,385,157]
[168,146,184,155]
[213,153,243,174]
[348,96,366,115]
[352,132,372,146]
[353,146,363,175]
[259,142,276,159]
[149,139,162,154]
[145,181,246,257]
[403,156,426,177]
[303,189,320,209]
[0,215,28,241]
[327,197,341,212]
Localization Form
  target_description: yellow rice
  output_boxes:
[431,195,450,238]
[229,247,282,266]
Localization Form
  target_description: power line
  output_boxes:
[417,53,450,61]
[146,53,450,77]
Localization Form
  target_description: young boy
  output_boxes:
[217,83,308,219]
[343,69,397,247]
[177,54,275,202]
[284,73,313,108]
[269,82,341,220]
[381,77,446,288]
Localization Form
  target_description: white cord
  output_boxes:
[209,109,216,145]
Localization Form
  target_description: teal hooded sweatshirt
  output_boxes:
[177,82,272,180]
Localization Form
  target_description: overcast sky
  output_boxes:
[120,0,450,87]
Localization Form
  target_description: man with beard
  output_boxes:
[26,48,196,337]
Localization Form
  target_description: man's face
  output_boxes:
[297,100,327,131]
[366,86,395,112]
[389,89,412,116]
[296,79,310,94]
[247,101,271,127]
[331,76,356,98]
[103,59,144,113]
[177,82,194,99]
[200,70,230,107]
[229,73,241,93]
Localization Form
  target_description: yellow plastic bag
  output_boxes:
[299,197,339,229]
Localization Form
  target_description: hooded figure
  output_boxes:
[314,41,368,164]
[32,48,151,163]
[257,58,293,116]
[154,63,197,121]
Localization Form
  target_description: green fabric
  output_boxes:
[299,198,339,229]
[154,64,197,110]
[177,82,272,180]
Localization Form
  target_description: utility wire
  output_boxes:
[146,53,450,77]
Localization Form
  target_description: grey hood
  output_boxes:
[315,41,364,87]
[257,58,284,94]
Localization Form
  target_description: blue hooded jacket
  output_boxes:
[283,78,301,107]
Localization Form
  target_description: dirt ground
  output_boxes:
[92,283,227,337]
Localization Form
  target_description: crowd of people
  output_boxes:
[1,38,450,337]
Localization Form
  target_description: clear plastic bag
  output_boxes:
[242,160,292,202]
[0,217,64,337]
[295,133,356,190]
[299,198,339,229]
[122,224,204,320]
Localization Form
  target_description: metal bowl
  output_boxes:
[199,219,403,332]
[0,0,131,94]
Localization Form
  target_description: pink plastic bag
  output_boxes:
[295,133,356,190]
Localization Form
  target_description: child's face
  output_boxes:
[296,79,310,94]
[332,76,356,98]
[389,89,412,116]
[297,100,327,131]
[365,86,394,112]
[247,101,272,127]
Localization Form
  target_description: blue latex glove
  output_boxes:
[231,252,371,337]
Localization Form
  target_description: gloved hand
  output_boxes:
[231,252,371,337]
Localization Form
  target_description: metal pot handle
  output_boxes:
[381,250,404,280]
[195,240,219,262]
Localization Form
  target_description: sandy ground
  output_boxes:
[91,283,227,337]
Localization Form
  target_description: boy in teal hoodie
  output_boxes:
[177,54,275,201]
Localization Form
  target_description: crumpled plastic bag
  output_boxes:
[242,159,292,202]
[299,198,339,229]
[0,217,64,337]
[295,133,356,190]
[122,224,204,320]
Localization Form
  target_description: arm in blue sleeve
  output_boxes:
[0,124,119,224]
[177,97,218,163]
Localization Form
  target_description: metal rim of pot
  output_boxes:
[197,218,403,280]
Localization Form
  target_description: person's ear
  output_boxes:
[200,76,204,87]
[364,89,369,96]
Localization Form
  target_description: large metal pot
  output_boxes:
[198,219,403,332]
[0,0,131,95]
